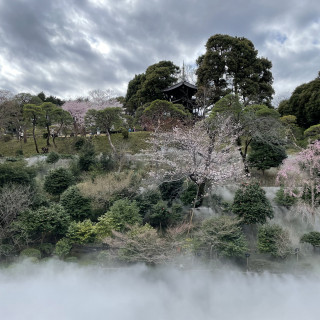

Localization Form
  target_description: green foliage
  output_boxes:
[121,128,129,139]
[211,93,242,118]
[232,183,274,224]
[141,100,191,130]
[66,220,97,244]
[258,224,291,258]
[248,141,287,171]
[104,198,142,230]
[124,61,180,114]
[99,153,115,172]
[134,189,162,217]
[0,131,150,157]
[107,224,174,265]
[96,199,142,238]
[196,34,274,106]
[197,216,248,258]
[0,244,15,257]
[46,151,60,164]
[0,161,35,187]
[11,204,70,244]
[145,200,170,228]
[283,74,320,128]
[78,141,96,171]
[300,231,320,247]
[274,187,297,208]
[74,137,86,150]
[38,243,54,256]
[44,168,74,196]
[60,186,92,221]
[180,183,200,206]
[87,107,123,133]
[159,179,184,203]
[20,248,41,259]
[304,124,320,141]
[55,238,73,258]
[2,135,12,142]
[15,149,23,156]
[278,99,292,116]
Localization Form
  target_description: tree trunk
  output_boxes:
[46,124,51,146]
[106,130,117,154]
[187,180,206,235]
[237,137,250,174]
[33,124,39,154]
[23,125,27,143]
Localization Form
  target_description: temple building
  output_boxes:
[163,65,197,113]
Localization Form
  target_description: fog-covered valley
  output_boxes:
[1,260,320,320]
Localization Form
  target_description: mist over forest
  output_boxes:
[2,260,320,320]
[0,28,320,319]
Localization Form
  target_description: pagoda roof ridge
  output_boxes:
[163,80,197,92]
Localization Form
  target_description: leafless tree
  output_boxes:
[0,184,32,227]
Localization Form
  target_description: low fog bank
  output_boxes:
[1,260,320,320]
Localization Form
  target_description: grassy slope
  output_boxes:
[0,131,151,157]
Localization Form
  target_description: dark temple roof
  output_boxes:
[163,80,197,92]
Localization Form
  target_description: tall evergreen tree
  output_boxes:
[196,34,274,106]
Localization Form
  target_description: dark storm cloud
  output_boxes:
[0,0,319,102]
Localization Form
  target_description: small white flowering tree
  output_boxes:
[146,115,244,228]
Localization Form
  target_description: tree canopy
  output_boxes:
[278,72,320,128]
[140,100,191,131]
[124,61,180,114]
[196,34,274,106]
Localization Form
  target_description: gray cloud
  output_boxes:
[0,0,319,103]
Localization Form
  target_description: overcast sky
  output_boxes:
[0,0,319,104]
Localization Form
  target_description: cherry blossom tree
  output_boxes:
[277,141,320,221]
[88,89,121,107]
[62,91,122,136]
[62,101,92,135]
[146,115,244,228]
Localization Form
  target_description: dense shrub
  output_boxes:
[55,238,73,258]
[0,161,36,187]
[66,220,97,244]
[96,199,142,238]
[105,224,174,265]
[11,204,70,244]
[99,153,115,172]
[15,149,23,156]
[0,244,15,257]
[300,231,320,248]
[232,183,274,224]
[46,151,60,164]
[274,187,297,208]
[145,200,170,228]
[38,243,54,256]
[60,186,92,221]
[121,128,129,139]
[74,137,86,150]
[2,135,12,142]
[304,124,320,141]
[44,168,74,196]
[248,141,287,172]
[196,216,247,258]
[78,141,96,171]
[180,183,200,206]
[78,171,137,212]
[258,224,291,258]
[134,189,161,217]
[159,179,183,203]
[20,248,41,259]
